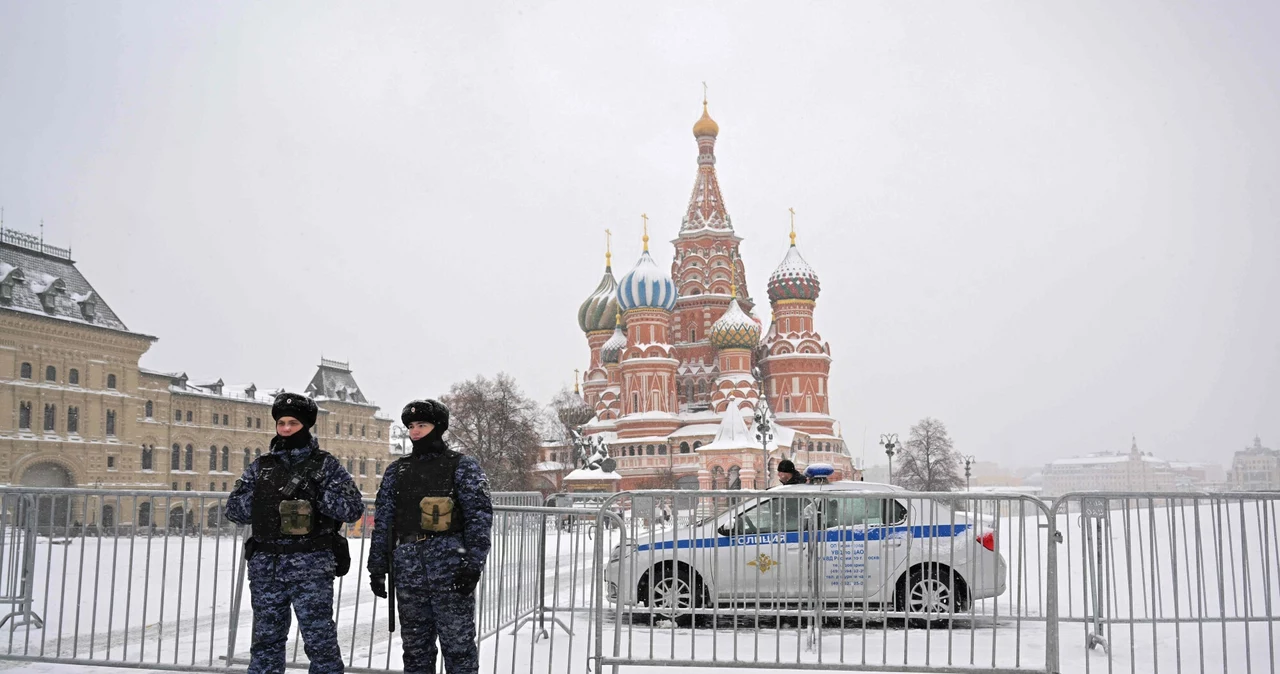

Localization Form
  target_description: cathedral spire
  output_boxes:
[682,95,731,233]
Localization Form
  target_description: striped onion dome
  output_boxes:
[577,264,618,333]
[617,250,677,312]
[709,299,760,349]
[600,322,627,364]
[767,243,821,302]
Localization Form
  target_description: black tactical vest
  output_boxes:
[251,450,338,542]
[394,450,463,537]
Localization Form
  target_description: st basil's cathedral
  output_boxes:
[550,98,858,491]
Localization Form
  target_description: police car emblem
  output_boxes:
[747,553,778,574]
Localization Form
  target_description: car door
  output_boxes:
[713,495,807,601]
[817,495,911,604]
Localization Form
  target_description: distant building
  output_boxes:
[1041,437,1177,497]
[1228,437,1279,491]
[0,227,392,528]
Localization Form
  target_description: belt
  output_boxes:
[254,534,335,555]
[398,531,458,547]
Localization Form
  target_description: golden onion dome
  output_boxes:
[693,101,719,138]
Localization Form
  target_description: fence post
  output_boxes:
[1046,499,1061,674]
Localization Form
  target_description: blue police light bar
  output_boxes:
[805,463,835,478]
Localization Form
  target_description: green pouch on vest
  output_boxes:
[419,496,456,533]
[279,500,313,535]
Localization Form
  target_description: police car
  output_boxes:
[605,465,1007,620]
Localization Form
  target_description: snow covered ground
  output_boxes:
[0,494,1275,674]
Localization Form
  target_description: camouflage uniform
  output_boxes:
[227,436,365,674]
[368,444,493,674]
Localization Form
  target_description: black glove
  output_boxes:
[451,566,481,595]
[370,574,387,598]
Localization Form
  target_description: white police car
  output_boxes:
[605,465,1007,620]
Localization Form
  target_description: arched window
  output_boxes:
[69,368,79,385]
[690,326,697,342]
[221,446,229,472]
[137,502,152,527]
[19,363,31,379]
[631,392,639,412]
[711,466,725,490]
[209,446,218,471]
[43,404,56,431]
[141,445,154,470]
[628,446,635,457]
[67,406,79,434]
[255,447,262,458]
[107,374,117,389]
[106,410,116,435]
[659,444,667,455]
[680,442,690,454]
[243,448,251,471]
[18,402,30,430]
[145,400,153,418]
[693,441,702,451]
[728,466,741,490]
[646,444,655,456]
[184,444,194,471]
[45,366,56,382]
[171,444,181,470]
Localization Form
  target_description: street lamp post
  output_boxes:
[752,367,774,489]
[880,433,899,485]
[962,454,976,492]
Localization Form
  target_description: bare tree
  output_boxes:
[442,373,543,492]
[895,417,964,492]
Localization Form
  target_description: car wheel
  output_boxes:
[643,565,702,625]
[898,566,967,620]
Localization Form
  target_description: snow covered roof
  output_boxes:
[700,406,759,451]
[0,231,150,337]
[669,423,721,438]
[1048,453,1170,467]
[564,468,621,481]
[304,359,369,404]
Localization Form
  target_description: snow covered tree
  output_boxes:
[895,417,964,492]
[442,373,543,491]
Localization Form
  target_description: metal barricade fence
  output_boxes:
[1052,492,1280,674]
[0,492,43,631]
[593,489,1058,674]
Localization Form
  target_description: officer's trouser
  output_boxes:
[248,570,343,674]
[398,588,477,674]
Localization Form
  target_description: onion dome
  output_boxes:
[709,299,761,349]
[600,318,627,364]
[618,241,677,312]
[577,259,618,333]
[767,232,821,302]
[693,99,719,138]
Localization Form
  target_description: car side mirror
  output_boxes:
[718,517,737,537]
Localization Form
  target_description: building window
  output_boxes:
[377,429,382,439]
[45,366,56,382]
[67,406,79,434]
[106,410,116,436]
[783,397,791,413]
[209,445,218,471]
[20,363,31,379]
[243,448,251,470]
[631,392,639,411]
[659,444,667,455]
[171,444,181,470]
[185,482,191,491]
[690,327,697,342]
[246,416,252,428]
[361,425,366,437]
[359,458,367,476]
[209,482,215,492]
[145,400,153,418]
[18,402,30,430]
[184,444,194,471]
[175,410,182,422]
[221,446,229,472]
[348,424,353,435]
[107,374,117,389]
[255,418,261,429]
[43,404,55,431]
[628,446,635,457]
[186,411,192,423]
[107,456,116,469]
[346,458,354,473]
[255,447,262,458]
[142,445,154,470]
[222,482,228,491]
[172,482,178,491]
[222,414,228,425]
[375,459,382,475]
[693,441,702,451]
[69,369,79,385]
[646,444,655,456]
[680,441,690,454]
[334,423,340,435]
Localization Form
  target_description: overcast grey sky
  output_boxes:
[1,1,1276,469]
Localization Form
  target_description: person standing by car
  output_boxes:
[367,399,493,674]
[226,392,365,674]
[776,459,808,486]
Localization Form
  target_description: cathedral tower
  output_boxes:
[577,242,618,408]
[615,223,681,438]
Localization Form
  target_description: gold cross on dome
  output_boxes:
[641,213,649,251]
[788,207,797,246]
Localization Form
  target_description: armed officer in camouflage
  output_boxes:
[368,399,493,674]
[226,393,365,674]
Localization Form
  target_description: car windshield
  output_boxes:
[819,497,908,527]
